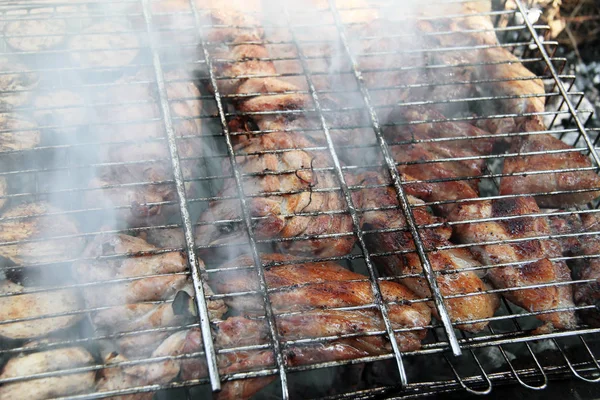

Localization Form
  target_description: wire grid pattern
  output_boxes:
[0,0,596,399]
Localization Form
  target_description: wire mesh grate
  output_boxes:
[0,0,598,399]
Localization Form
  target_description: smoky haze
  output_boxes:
[0,0,526,399]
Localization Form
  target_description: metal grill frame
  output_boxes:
[0,0,598,399]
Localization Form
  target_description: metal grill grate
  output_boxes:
[0,0,598,399]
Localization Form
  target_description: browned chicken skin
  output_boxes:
[95,246,431,400]
[213,253,431,351]
[436,2,600,207]
[196,7,355,258]
[350,171,499,332]
[382,110,577,331]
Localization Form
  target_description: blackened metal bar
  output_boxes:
[189,2,290,398]
[281,4,409,386]
[326,0,462,355]
[139,0,221,391]
[513,0,600,168]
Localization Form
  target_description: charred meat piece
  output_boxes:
[0,58,39,111]
[350,171,499,332]
[69,21,140,69]
[0,281,82,339]
[0,345,95,400]
[197,9,354,258]
[213,253,431,351]
[0,113,41,152]
[0,202,84,266]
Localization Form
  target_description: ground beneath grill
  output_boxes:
[563,45,600,128]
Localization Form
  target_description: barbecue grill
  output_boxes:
[0,0,599,399]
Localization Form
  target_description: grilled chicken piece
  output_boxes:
[93,301,192,359]
[85,141,178,228]
[33,90,86,136]
[548,212,600,326]
[0,280,82,339]
[95,352,152,400]
[96,69,203,146]
[369,2,600,208]
[76,233,227,318]
[436,4,600,207]
[85,69,202,227]
[166,314,416,400]
[572,213,600,326]
[69,21,140,69]
[350,171,499,332]
[139,227,186,249]
[449,196,577,331]
[213,253,431,351]
[197,9,355,258]
[501,134,600,207]
[0,58,39,111]
[3,14,67,52]
[74,233,226,357]
[0,113,41,152]
[0,202,84,266]
[382,116,577,330]
[73,234,186,307]
[0,346,95,400]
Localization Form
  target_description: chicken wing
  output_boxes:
[350,171,499,332]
